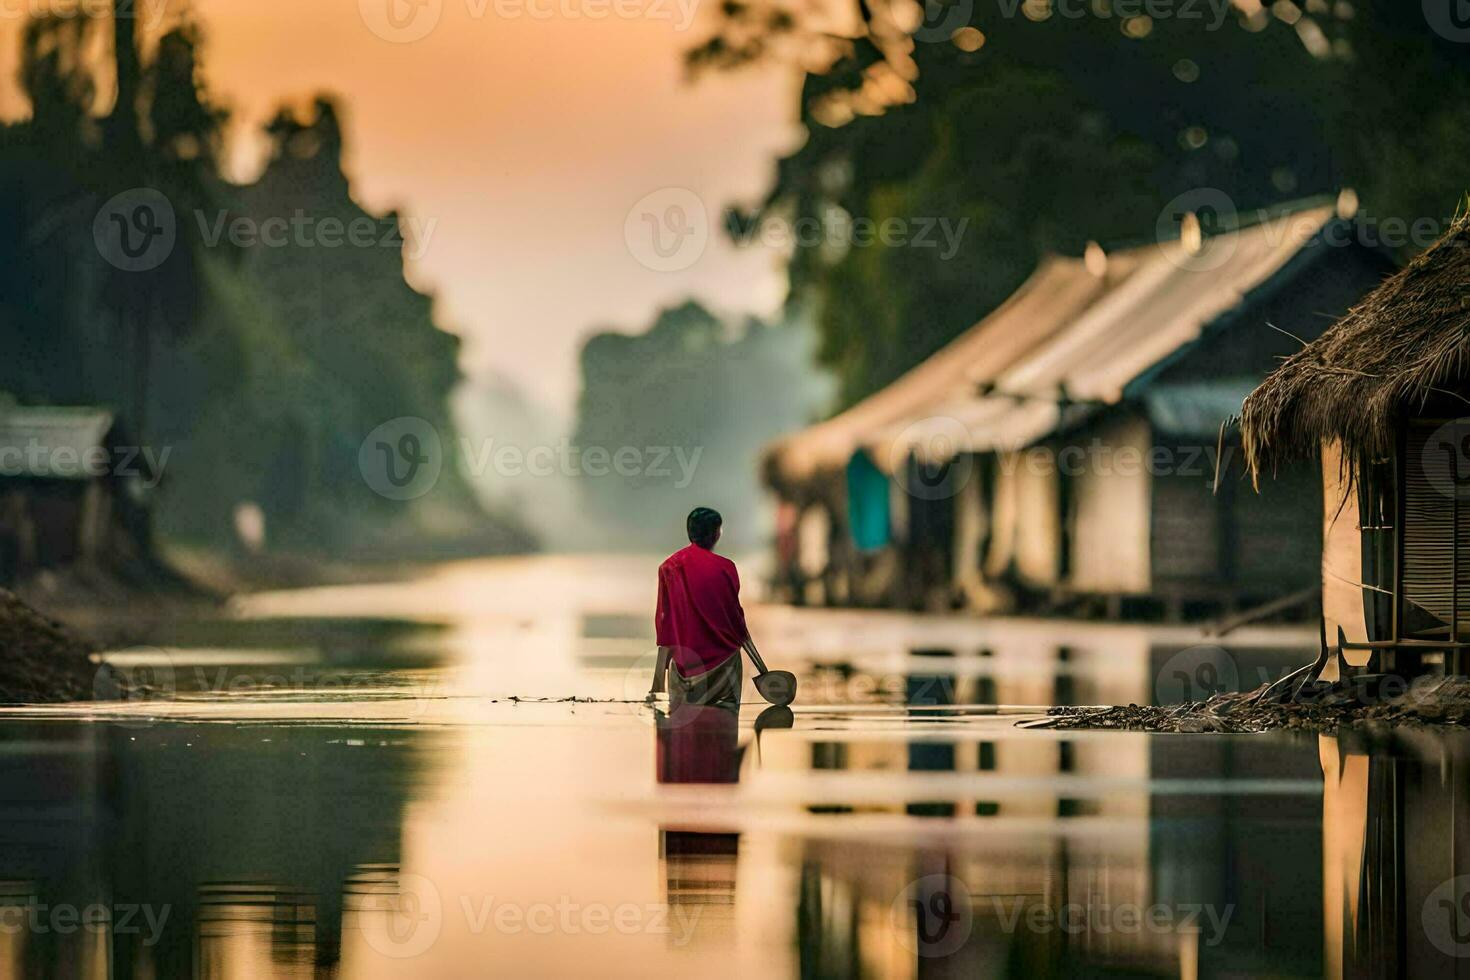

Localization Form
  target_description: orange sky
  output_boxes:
[3,0,799,415]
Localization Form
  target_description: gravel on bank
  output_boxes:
[0,587,116,703]
[1034,675,1470,734]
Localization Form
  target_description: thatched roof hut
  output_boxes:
[1242,213,1470,479]
[1241,209,1470,674]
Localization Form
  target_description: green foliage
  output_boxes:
[692,0,1470,407]
[0,8,525,556]
[1329,3,1470,236]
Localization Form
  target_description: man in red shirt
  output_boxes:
[649,507,756,708]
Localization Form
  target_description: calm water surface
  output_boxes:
[0,555,1464,978]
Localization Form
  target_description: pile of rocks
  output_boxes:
[1038,675,1470,734]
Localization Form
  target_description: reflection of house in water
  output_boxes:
[735,622,1335,976]
[783,729,1328,978]
[764,199,1391,620]
[0,720,427,976]
[1244,213,1470,678]
[776,620,1317,825]
[0,407,155,587]
[1321,730,1470,979]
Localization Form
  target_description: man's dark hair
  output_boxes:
[686,507,722,548]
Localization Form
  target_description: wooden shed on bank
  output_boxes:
[767,197,1394,619]
[1242,212,1470,675]
[764,249,1148,607]
[945,202,1393,617]
[0,406,155,587]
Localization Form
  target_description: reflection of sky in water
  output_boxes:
[0,556,1464,976]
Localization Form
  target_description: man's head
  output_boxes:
[686,507,722,549]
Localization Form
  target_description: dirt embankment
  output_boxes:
[1037,676,1470,734]
[0,588,115,703]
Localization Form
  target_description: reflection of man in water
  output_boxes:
[648,507,753,710]
[656,701,740,783]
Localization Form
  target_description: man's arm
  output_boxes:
[650,568,672,697]
[720,560,766,672]
[648,646,672,697]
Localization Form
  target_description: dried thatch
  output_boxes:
[1241,212,1470,480]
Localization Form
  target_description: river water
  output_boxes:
[0,555,1466,978]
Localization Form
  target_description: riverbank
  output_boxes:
[1038,675,1470,733]
[13,544,446,651]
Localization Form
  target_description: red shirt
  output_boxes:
[655,544,748,677]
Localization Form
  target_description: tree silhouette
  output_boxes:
[688,1,1470,406]
[0,6,521,556]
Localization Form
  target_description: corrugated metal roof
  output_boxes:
[0,407,116,479]
[765,250,1149,483]
[883,203,1338,457]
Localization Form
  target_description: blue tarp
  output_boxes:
[1143,378,1261,436]
[846,450,891,552]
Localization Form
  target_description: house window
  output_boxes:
[1399,420,1470,641]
